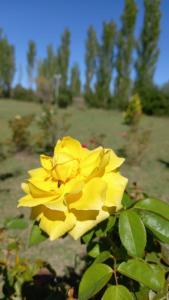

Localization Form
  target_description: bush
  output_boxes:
[57,88,72,108]
[139,85,169,116]
[36,76,53,104]
[124,94,142,125]
[35,104,71,153]
[12,84,37,102]
[9,114,34,151]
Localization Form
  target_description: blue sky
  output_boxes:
[0,0,168,87]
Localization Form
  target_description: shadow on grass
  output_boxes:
[158,159,169,168]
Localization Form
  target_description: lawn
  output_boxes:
[0,99,169,274]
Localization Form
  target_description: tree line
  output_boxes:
[0,0,168,115]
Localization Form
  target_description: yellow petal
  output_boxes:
[28,179,59,194]
[52,156,79,182]
[39,209,76,240]
[69,178,106,211]
[80,147,104,177]
[105,149,125,172]
[18,194,58,207]
[28,168,48,178]
[40,155,53,170]
[30,205,43,220]
[103,172,128,210]
[69,209,109,240]
[64,177,84,204]
[45,196,67,212]
[21,183,29,194]
[54,136,83,159]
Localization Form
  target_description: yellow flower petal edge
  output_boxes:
[18,136,128,240]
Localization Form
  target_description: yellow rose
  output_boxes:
[18,136,128,240]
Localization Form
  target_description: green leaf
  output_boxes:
[119,210,146,257]
[135,198,169,221]
[94,251,112,264]
[82,229,94,244]
[29,224,48,247]
[105,215,116,232]
[118,258,165,292]
[135,287,150,300]
[140,211,169,244]
[4,216,28,230]
[95,216,116,237]
[88,243,100,258]
[78,263,112,300]
[122,193,133,209]
[102,285,133,300]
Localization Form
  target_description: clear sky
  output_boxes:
[0,0,168,87]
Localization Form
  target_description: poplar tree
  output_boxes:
[70,63,81,97]
[115,0,137,109]
[27,40,36,88]
[85,26,98,104]
[0,30,15,96]
[57,29,71,90]
[135,0,161,94]
[95,21,116,108]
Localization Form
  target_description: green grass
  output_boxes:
[0,99,169,273]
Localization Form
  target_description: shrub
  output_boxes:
[9,114,34,151]
[57,88,72,108]
[12,84,37,102]
[124,94,142,125]
[35,104,71,153]
[138,85,169,116]
[36,76,53,104]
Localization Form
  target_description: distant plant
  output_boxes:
[35,104,71,153]
[138,84,169,116]
[124,94,142,125]
[36,76,53,104]
[9,114,34,152]
[0,29,15,97]
[57,88,73,108]
[12,84,37,102]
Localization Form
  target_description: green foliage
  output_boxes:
[135,0,161,97]
[118,259,165,292]
[115,0,137,109]
[4,216,28,230]
[0,29,15,97]
[119,210,146,257]
[85,26,98,103]
[70,63,81,97]
[12,84,37,102]
[95,21,116,108]
[78,263,112,300]
[124,94,142,125]
[35,104,70,153]
[29,223,48,247]
[102,285,132,300]
[78,194,169,299]
[8,114,34,151]
[138,84,169,116]
[27,40,36,87]
[57,29,71,90]
[36,76,54,104]
[58,88,72,108]
[35,104,58,152]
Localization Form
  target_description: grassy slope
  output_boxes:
[0,99,169,273]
